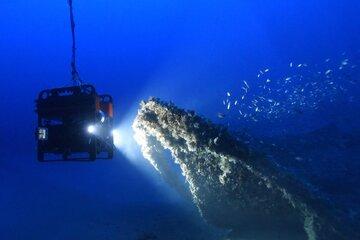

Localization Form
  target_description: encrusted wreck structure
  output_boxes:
[132,98,356,240]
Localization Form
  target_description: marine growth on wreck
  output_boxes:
[132,98,357,240]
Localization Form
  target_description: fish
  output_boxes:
[325,70,332,75]
[285,77,292,81]
[290,62,293,67]
[325,58,330,62]
[266,79,271,83]
[243,80,250,89]
[227,102,231,110]
[227,92,231,97]
[297,64,302,67]
[234,100,238,105]
[264,68,270,73]
[217,113,225,119]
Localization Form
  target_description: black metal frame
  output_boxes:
[35,85,114,161]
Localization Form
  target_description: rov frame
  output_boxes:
[35,85,114,161]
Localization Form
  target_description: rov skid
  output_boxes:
[35,85,114,161]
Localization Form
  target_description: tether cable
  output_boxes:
[68,0,83,86]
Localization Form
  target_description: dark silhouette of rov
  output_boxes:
[35,85,114,161]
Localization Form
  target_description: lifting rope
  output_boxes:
[67,0,83,86]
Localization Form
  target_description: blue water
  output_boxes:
[0,0,359,239]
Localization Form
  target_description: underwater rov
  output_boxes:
[35,85,115,161]
[35,1,116,161]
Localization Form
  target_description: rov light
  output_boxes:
[87,125,96,134]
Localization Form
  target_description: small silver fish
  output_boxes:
[325,69,332,75]
[243,80,250,89]
[217,113,225,119]
[341,59,349,66]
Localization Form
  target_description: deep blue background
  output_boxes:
[0,1,359,239]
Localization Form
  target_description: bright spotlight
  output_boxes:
[112,129,121,148]
[87,125,96,134]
